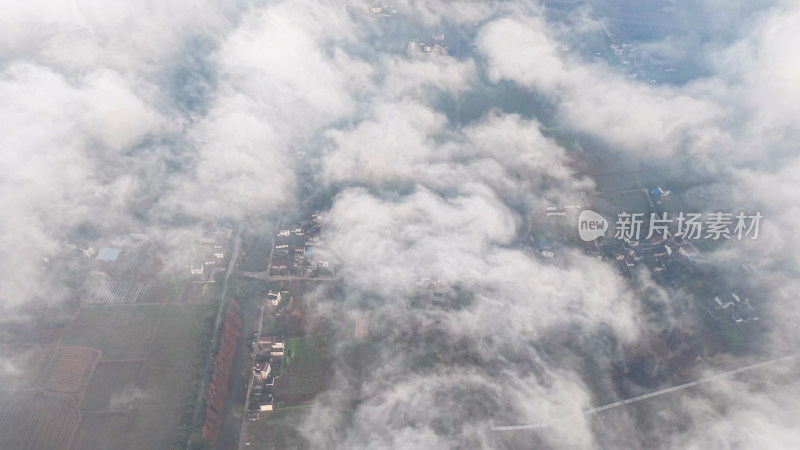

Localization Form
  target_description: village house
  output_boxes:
[254,361,271,379]
[265,291,280,307]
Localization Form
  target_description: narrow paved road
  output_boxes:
[236,298,267,450]
[235,213,282,450]
[492,353,800,431]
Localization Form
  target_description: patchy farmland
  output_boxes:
[80,360,143,411]
[42,346,101,402]
[117,404,183,450]
[0,344,50,389]
[70,411,127,450]
[247,409,311,450]
[0,391,80,450]
[50,301,215,449]
[147,303,213,368]
[85,280,144,304]
[61,305,161,360]
[273,337,328,407]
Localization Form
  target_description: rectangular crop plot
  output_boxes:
[71,411,127,450]
[0,391,80,450]
[81,360,143,411]
[140,367,191,406]
[117,404,181,450]
[182,282,217,302]
[273,337,327,407]
[86,280,144,304]
[0,344,50,389]
[61,305,161,361]
[146,303,211,369]
[247,409,311,450]
[42,346,101,402]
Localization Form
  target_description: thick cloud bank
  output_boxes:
[3,0,800,449]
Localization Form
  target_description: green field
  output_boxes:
[273,337,327,406]
[139,275,182,303]
[117,404,182,450]
[284,337,300,366]
[71,411,128,450]
[247,409,310,450]
[261,315,284,337]
[141,367,192,405]
[183,282,218,302]
[279,290,290,309]
[80,361,142,411]
[60,302,213,449]
[147,303,211,368]
[0,345,50,389]
[61,305,161,360]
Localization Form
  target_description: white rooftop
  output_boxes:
[96,247,122,262]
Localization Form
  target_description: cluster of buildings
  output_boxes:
[246,330,285,421]
[368,3,397,18]
[582,188,759,328]
[413,277,449,305]
[269,213,333,278]
[73,234,165,304]
[407,32,448,56]
[593,192,694,276]
[713,292,759,326]
[529,190,703,277]
[600,233,698,277]
[76,232,156,277]
[597,20,677,84]
[528,233,565,261]
[545,203,582,217]
[189,228,232,279]
[650,187,671,204]
[527,199,588,261]
[265,290,281,308]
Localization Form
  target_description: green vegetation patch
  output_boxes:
[147,303,212,369]
[71,411,127,450]
[80,360,142,411]
[141,367,192,406]
[0,345,50,389]
[62,305,161,360]
[117,404,181,450]
[260,315,284,337]
[273,337,327,407]
[247,409,310,450]
[278,291,290,309]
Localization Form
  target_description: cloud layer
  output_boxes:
[3,0,800,449]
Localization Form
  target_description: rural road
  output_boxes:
[186,228,242,450]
